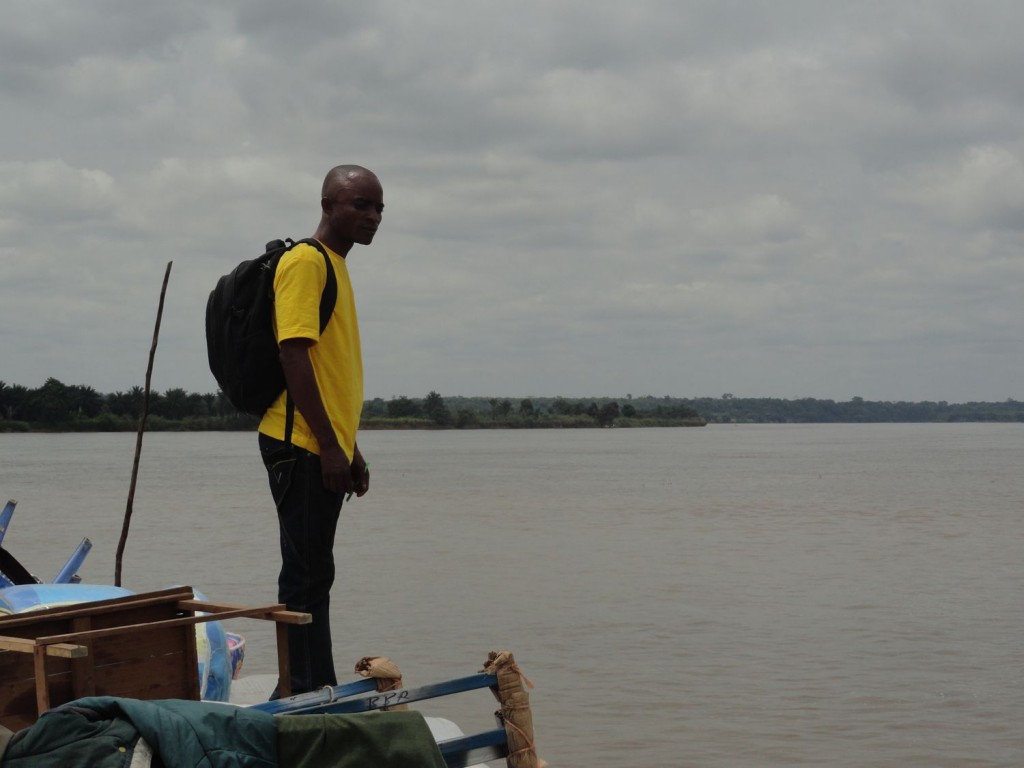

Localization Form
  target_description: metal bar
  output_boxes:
[52,538,92,583]
[438,729,510,768]
[284,673,501,716]
[0,499,14,547]
[250,678,380,714]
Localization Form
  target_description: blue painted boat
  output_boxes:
[0,498,241,702]
[0,497,539,766]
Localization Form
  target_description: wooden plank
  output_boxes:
[32,645,49,714]
[0,672,37,700]
[265,608,311,625]
[173,602,311,625]
[66,601,189,632]
[178,600,312,625]
[180,624,200,700]
[36,614,215,645]
[276,622,292,698]
[93,648,190,700]
[0,636,88,658]
[0,606,186,652]
[34,602,310,646]
[70,616,95,699]
[0,672,45,731]
[33,669,74,716]
[0,654,40,697]
[92,629,194,701]
[0,637,36,652]
[0,587,195,629]
[88,625,185,665]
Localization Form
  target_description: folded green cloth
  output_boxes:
[276,711,446,768]
[1,697,277,768]
[0,725,13,761]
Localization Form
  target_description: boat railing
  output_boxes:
[253,650,541,768]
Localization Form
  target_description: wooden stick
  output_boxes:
[115,261,172,587]
[33,645,50,714]
[276,622,292,698]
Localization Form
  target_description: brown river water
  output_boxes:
[1,424,1021,767]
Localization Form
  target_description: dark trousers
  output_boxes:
[259,433,344,696]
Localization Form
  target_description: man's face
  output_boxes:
[326,174,384,246]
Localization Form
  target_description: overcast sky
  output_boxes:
[2,1,1022,402]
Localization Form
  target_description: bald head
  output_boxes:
[314,164,384,256]
[322,165,378,198]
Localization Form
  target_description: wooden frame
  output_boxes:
[0,586,309,731]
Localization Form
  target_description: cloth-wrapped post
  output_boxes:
[355,656,408,711]
[484,651,541,768]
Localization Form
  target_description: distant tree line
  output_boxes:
[0,378,250,432]
[3,379,1023,432]
[361,393,704,429]
[0,379,704,431]
[363,393,1024,426]
[691,394,1024,423]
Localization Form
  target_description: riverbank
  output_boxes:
[0,415,708,433]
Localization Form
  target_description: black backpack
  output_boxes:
[205,238,337,415]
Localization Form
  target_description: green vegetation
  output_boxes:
[360,393,704,429]
[0,379,704,431]
[689,394,1024,423]
[0,379,254,433]
[2,379,1023,433]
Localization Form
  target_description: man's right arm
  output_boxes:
[279,338,353,495]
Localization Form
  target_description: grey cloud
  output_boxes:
[2,1,1023,401]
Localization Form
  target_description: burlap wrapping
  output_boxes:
[483,651,544,768]
[354,656,408,710]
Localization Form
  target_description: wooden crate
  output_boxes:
[0,586,309,731]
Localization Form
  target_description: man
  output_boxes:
[258,165,383,696]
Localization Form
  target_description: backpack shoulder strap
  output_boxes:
[292,238,338,334]
[280,238,339,448]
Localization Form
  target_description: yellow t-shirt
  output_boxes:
[257,241,363,458]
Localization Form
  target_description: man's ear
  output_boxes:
[320,196,332,214]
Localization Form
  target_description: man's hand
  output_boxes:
[319,443,353,495]
[350,445,370,497]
